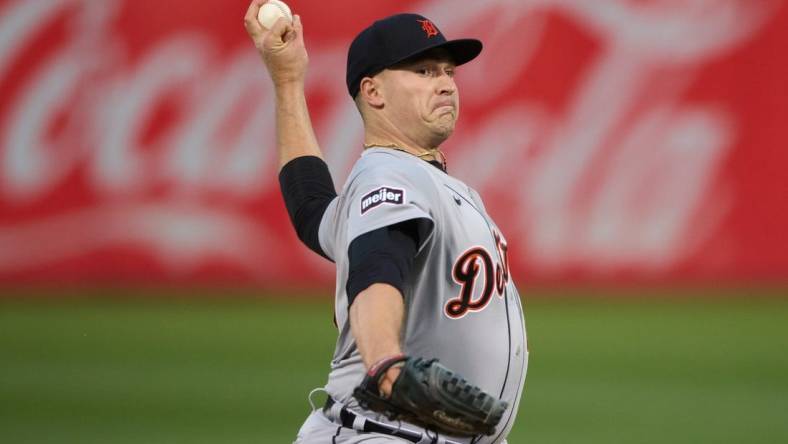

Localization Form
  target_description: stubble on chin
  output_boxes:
[428,115,456,143]
[438,110,457,132]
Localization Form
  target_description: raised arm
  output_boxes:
[244,0,405,396]
[243,0,323,168]
[245,1,336,259]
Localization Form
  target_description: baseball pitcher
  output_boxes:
[244,1,528,442]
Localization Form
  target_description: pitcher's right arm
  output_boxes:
[244,0,322,168]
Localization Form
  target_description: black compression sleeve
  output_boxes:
[346,219,428,307]
[278,156,338,260]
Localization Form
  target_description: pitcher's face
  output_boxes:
[378,50,460,146]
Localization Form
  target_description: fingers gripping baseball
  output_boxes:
[244,0,307,85]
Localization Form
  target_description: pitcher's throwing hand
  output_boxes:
[244,0,306,85]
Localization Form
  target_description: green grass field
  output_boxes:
[1,288,787,443]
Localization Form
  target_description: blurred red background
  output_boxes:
[1,0,786,288]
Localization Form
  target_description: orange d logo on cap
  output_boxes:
[417,19,439,38]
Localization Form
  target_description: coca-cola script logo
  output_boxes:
[0,0,779,282]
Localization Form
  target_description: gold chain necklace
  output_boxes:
[363,143,447,170]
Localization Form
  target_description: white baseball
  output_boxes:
[257,0,293,29]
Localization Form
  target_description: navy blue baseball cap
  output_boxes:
[346,13,483,98]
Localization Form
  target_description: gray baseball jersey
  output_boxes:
[316,147,528,444]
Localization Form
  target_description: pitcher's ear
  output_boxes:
[359,77,385,108]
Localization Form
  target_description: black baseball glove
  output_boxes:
[353,355,508,437]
